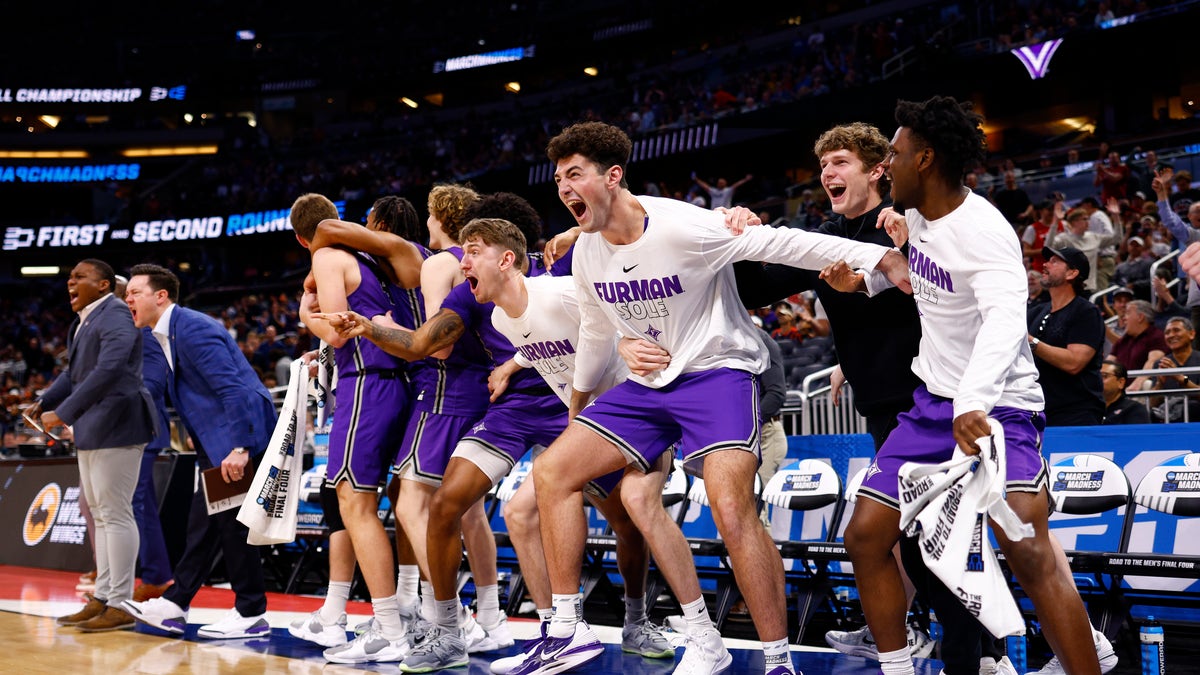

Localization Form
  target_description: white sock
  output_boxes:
[681,596,713,631]
[395,565,420,607]
[763,638,794,673]
[879,645,915,675]
[320,581,351,623]
[372,596,404,640]
[420,580,436,622]
[548,593,582,638]
[624,594,646,626]
[476,584,501,628]
[537,608,554,623]
[435,597,460,634]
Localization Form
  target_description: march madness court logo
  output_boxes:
[23,484,61,546]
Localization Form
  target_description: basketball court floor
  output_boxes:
[0,564,948,674]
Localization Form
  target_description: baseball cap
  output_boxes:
[1113,287,1134,299]
[1129,235,1146,246]
[1042,245,1090,279]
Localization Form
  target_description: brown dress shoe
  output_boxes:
[133,581,173,602]
[57,596,106,626]
[76,606,135,633]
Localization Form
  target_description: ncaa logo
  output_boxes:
[23,483,61,546]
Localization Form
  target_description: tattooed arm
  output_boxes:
[313,307,465,362]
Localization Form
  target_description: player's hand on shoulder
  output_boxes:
[875,207,908,248]
[717,206,761,236]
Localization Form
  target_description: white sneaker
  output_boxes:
[461,608,510,653]
[673,626,733,675]
[1024,627,1118,675]
[490,621,547,675]
[506,621,603,675]
[824,624,931,660]
[353,615,377,636]
[401,602,435,648]
[196,608,270,639]
[122,597,188,635]
[621,619,674,658]
[288,610,349,647]
[478,615,515,650]
[980,656,1017,675]
[323,623,410,663]
[909,625,936,659]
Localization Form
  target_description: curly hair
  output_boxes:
[894,96,987,184]
[465,192,544,250]
[369,195,421,242]
[428,183,480,243]
[813,122,892,197]
[289,192,340,241]
[546,122,632,189]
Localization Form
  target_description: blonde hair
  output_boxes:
[427,183,480,243]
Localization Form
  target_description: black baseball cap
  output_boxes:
[1043,245,1090,279]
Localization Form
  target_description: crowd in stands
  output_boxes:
[95,0,1195,232]
[0,283,316,449]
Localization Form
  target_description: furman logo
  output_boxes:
[1162,470,1200,492]
[594,275,684,321]
[1053,470,1104,492]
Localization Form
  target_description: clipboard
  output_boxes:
[22,411,62,441]
[201,467,253,515]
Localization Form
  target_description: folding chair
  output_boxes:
[760,458,847,643]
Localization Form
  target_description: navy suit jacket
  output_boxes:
[40,294,158,450]
[141,327,172,451]
[166,305,277,465]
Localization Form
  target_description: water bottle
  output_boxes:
[1140,616,1165,675]
[1006,633,1027,674]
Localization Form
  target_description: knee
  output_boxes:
[619,489,658,529]
[429,491,468,525]
[843,517,883,562]
[503,497,537,535]
[1003,536,1057,581]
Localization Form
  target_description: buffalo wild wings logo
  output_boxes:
[23,484,61,546]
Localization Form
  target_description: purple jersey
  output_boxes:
[411,247,491,417]
[335,253,408,376]
[524,248,572,278]
[441,281,549,398]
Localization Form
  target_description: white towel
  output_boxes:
[897,418,1034,637]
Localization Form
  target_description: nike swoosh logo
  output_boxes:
[623,264,639,273]
[522,332,532,338]
[539,639,571,661]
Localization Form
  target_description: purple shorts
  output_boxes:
[394,409,482,486]
[859,385,1048,510]
[327,372,411,491]
[455,391,569,479]
[575,368,759,475]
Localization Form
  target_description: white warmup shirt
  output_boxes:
[572,195,891,391]
[490,275,626,406]
[867,191,1044,417]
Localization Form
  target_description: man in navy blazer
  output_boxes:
[33,258,158,633]
[121,263,278,640]
[130,327,174,601]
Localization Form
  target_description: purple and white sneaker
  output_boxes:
[121,597,188,635]
[509,621,603,675]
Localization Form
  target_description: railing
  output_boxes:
[778,365,1200,433]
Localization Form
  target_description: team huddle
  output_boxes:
[45,96,1116,675]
